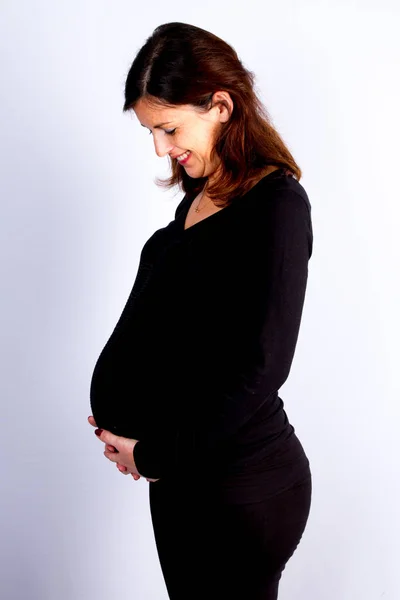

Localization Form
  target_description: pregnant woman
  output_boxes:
[89,21,314,600]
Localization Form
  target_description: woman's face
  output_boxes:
[133,92,232,181]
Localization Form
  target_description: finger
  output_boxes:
[116,464,129,475]
[115,463,140,480]
[116,464,140,479]
[96,428,120,447]
[106,444,118,452]
[88,416,97,427]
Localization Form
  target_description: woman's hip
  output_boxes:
[148,475,312,599]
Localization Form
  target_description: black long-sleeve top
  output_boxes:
[90,168,313,498]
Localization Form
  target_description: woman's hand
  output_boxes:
[88,416,160,482]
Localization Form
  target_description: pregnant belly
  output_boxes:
[90,390,146,439]
[89,307,186,440]
[89,334,179,440]
[89,338,153,439]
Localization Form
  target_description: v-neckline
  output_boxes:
[179,168,287,233]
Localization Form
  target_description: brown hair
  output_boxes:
[123,22,302,208]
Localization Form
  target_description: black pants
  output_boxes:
[149,474,312,600]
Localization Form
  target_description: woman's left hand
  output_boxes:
[88,415,141,478]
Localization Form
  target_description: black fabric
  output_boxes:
[90,167,314,504]
[149,474,312,600]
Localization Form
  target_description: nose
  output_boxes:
[153,136,174,158]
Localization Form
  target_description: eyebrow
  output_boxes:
[140,121,174,129]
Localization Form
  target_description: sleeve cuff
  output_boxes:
[133,440,164,480]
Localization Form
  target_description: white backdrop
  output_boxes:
[1,1,399,599]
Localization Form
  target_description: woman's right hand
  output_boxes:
[88,416,159,482]
[108,447,160,482]
[115,457,160,482]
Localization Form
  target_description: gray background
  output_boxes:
[1,1,399,598]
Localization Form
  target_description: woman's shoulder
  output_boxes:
[247,168,312,223]
[231,169,313,257]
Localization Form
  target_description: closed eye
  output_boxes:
[148,128,177,136]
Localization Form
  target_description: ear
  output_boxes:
[211,91,233,124]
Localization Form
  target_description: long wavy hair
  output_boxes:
[123,22,302,208]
